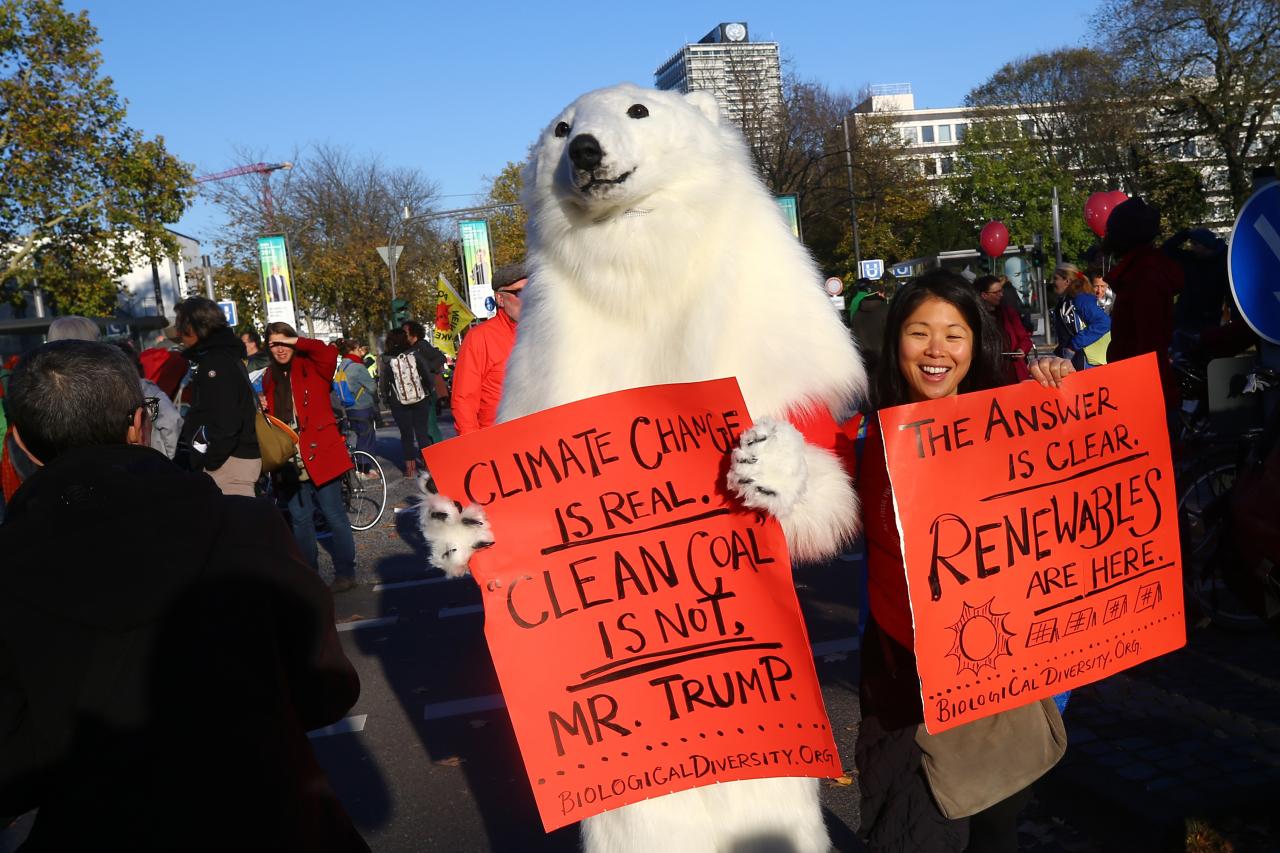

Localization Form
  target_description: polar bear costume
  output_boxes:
[424,83,866,852]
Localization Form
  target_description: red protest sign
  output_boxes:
[422,378,840,831]
[878,354,1185,734]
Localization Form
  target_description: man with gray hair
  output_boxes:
[0,341,367,851]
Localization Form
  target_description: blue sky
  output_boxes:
[79,0,1100,242]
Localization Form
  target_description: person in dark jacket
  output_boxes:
[170,297,261,496]
[402,320,447,444]
[1103,198,1185,404]
[1163,227,1229,337]
[849,279,890,377]
[263,323,357,593]
[973,274,1033,381]
[380,328,437,478]
[0,340,367,853]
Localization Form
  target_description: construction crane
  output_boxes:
[195,161,293,227]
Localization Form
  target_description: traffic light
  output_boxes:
[391,297,411,327]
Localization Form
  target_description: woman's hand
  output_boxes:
[1029,356,1075,388]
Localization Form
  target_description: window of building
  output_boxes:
[938,124,952,143]
[921,125,935,143]
[940,156,954,175]
[955,123,967,142]
[1183,139,1197,157]
[1021,119,1034,136]
[923,158,938,176]
[902,126,917,144]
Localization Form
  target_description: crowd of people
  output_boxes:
[0,189,1269,850]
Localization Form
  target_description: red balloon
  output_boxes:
[980,220,1009,257]
[1084,192,1111,238]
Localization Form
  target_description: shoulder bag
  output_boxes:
[241,363,298,473]
[914,698,1067,819]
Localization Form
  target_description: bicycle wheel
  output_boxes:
[1176,449,1262,630]
[344,451,387,531]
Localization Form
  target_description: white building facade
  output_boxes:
[654,22,783,135]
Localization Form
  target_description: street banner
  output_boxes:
[879,354,1185,734]
[775,194,801,241]
[433,274,475,357]
[422,379,840,831]
[459,218,495,319]
[257,234,297,328]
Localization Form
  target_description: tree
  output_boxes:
[966,47,1142,184]
[0,0,193,314]
[203,145,445,338]
[1097,0,1280,209]
[482,161,526,268]
[942,120,1095,263]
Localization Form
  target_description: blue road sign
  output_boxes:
[891,263,914,278]
[217,300,237,328]
[1228,182,1280,344]
[859,258,885,280]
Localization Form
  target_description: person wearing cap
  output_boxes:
[450,262,525,435]
[1103,198,1184,404]
[169,297,262,496]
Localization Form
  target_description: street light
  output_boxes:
[841,114,864,272]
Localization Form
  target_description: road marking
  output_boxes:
[373,576,456,591]
[308,714,367,738]
[424,694,506,720]
[438,604,483,618]
[336,615,400,632]
[419,636,861,721]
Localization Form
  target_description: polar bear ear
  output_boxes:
[684,90,723,125]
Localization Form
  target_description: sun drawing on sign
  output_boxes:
[945,597,1017,676]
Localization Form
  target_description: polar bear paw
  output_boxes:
[726,418,808,517]
[419,493,495,577]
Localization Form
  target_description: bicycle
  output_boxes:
[1174,359,1277,629]
[338,413,387,531]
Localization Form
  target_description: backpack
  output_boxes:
[389,352,427,404]
[333,360,361,407]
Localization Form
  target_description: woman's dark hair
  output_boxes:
[265,321,298,339]
[384,329,409,354]
[873,268,1008,410]
[241,327,262,347]
[971,274,1001,296]
[173,297,229,341]
[337,338,362,356]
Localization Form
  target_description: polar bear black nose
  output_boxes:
[569,134,603,171]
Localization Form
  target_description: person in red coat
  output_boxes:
[1104,198,1185,405]
[263,323,357,593]
[972,274,1033,382]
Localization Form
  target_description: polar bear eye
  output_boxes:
[554,121,571,138]
[627,104,649,119]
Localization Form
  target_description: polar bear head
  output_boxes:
[523,83,749,222]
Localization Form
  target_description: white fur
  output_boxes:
[424,83,867,852]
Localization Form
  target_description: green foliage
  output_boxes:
[0,0,194,314]
[937,121,1094,263]
[484,161,526,268]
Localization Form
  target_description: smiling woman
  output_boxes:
[856,269,1076,851]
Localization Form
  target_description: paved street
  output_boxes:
[4,415,1279,852]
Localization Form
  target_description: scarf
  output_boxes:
[270,360,294,426]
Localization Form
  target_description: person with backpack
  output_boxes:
[334,339,378,477]
[263,324,357,594]
[379,328,435,478]
[848,278,890,376]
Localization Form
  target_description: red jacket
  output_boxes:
[994,302,1033,382]
[450,311,517,435]
[263,338,353,486]
[1106,245,1184,402]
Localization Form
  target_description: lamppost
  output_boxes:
[841,114,864,272]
